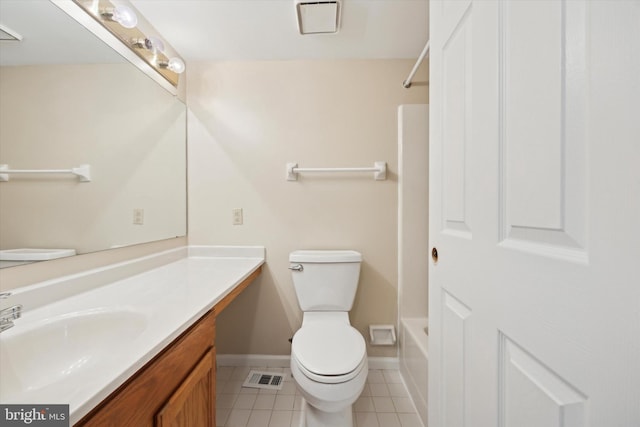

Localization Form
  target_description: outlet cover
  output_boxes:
[232,208,243,225]
[133,208,144,225]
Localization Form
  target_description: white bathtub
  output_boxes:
[400,317,428,426]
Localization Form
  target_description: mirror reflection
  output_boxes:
[0,0,187,268]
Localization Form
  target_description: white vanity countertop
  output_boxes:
[0,246,265,425]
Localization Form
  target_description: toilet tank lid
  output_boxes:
[290,250,362,263]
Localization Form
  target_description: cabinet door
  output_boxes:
[155,347,215,427]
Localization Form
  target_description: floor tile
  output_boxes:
[293,395,303,411]
[283,368,293,380]
[217,393,239,409]
[387,383,409,397]
[377,413,402,427]
[367,370,386,383]
[354,396,375,412]
[240,387,260,395]
[360,383,372,397]
[356,411,380,427]
[225,408,251,427]
[224,380,245,394]
[278,381,297,395]
[224,367,425,427]
[397,413,423,427]
[372,397,396,413]
[234,394,258,410]
[246,410,271,427]
[218,366,235,381]
[268,410,292,427]
[392,397,415,413]
[253,394,276,410]
[383,370,403,384]
[231,366,252,381]
[369,382,391,397]
[216,408,231,426]
[290,411,303,427]
[273,394,295,411]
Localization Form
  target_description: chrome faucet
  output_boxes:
[0,292,22,332]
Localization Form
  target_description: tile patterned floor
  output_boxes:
[216,366,424,427]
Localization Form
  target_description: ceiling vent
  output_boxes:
[295,0,341,35]
[0,24,23,41]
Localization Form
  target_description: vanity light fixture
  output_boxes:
[130,37,184,74]
[100,5,138,29]
[130,36,165,54]
[61,0,186,91]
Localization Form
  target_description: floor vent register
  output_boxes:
[242,370,285,391]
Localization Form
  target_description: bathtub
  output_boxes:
[400,317,428,426]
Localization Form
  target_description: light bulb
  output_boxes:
[145,37,165,53]
[167,57,185,74]
[158,57,186,74]
[112,5,137,29]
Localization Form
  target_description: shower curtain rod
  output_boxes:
[403,40,430,89]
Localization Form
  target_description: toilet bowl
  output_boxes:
[291,312,368,427]
[289,250,368,427]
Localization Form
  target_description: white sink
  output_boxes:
[0,248,76,261]
[0,308,148,398]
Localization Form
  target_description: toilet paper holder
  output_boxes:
[369,324,396,346]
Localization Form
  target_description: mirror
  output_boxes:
[0,0,187,268]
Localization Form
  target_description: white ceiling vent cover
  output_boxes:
[295,0,341,35]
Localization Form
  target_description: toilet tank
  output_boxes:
[289,250,362,311]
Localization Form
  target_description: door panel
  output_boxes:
[499,333,587,427]
[429,1,640,427]
[442,6,473,238]
[441,292,472,427]
[500,0,588,262]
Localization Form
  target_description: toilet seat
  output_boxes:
[292,323,366,384]
[293,352,366,384]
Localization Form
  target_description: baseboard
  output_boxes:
[216,354,399,370]
[216,354,289,368]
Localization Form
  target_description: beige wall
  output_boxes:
[187,60,428,357]
[0,64,186,256]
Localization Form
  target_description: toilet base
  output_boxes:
[300,398,353,427]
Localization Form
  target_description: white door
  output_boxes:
[429,1,640,427]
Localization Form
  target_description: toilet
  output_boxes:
[289,250,368,427]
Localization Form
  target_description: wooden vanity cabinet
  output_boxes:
[75,266,261,427]
[155,348,216,427]
[76,309,216,427]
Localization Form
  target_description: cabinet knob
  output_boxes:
[431,247,439,263]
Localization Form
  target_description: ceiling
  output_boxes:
[130,0,430,62]
[0,0,429,66]
[0,0,124,66]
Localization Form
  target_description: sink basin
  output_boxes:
[0,308,148,399]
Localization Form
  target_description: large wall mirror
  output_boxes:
[0,0,187,268]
